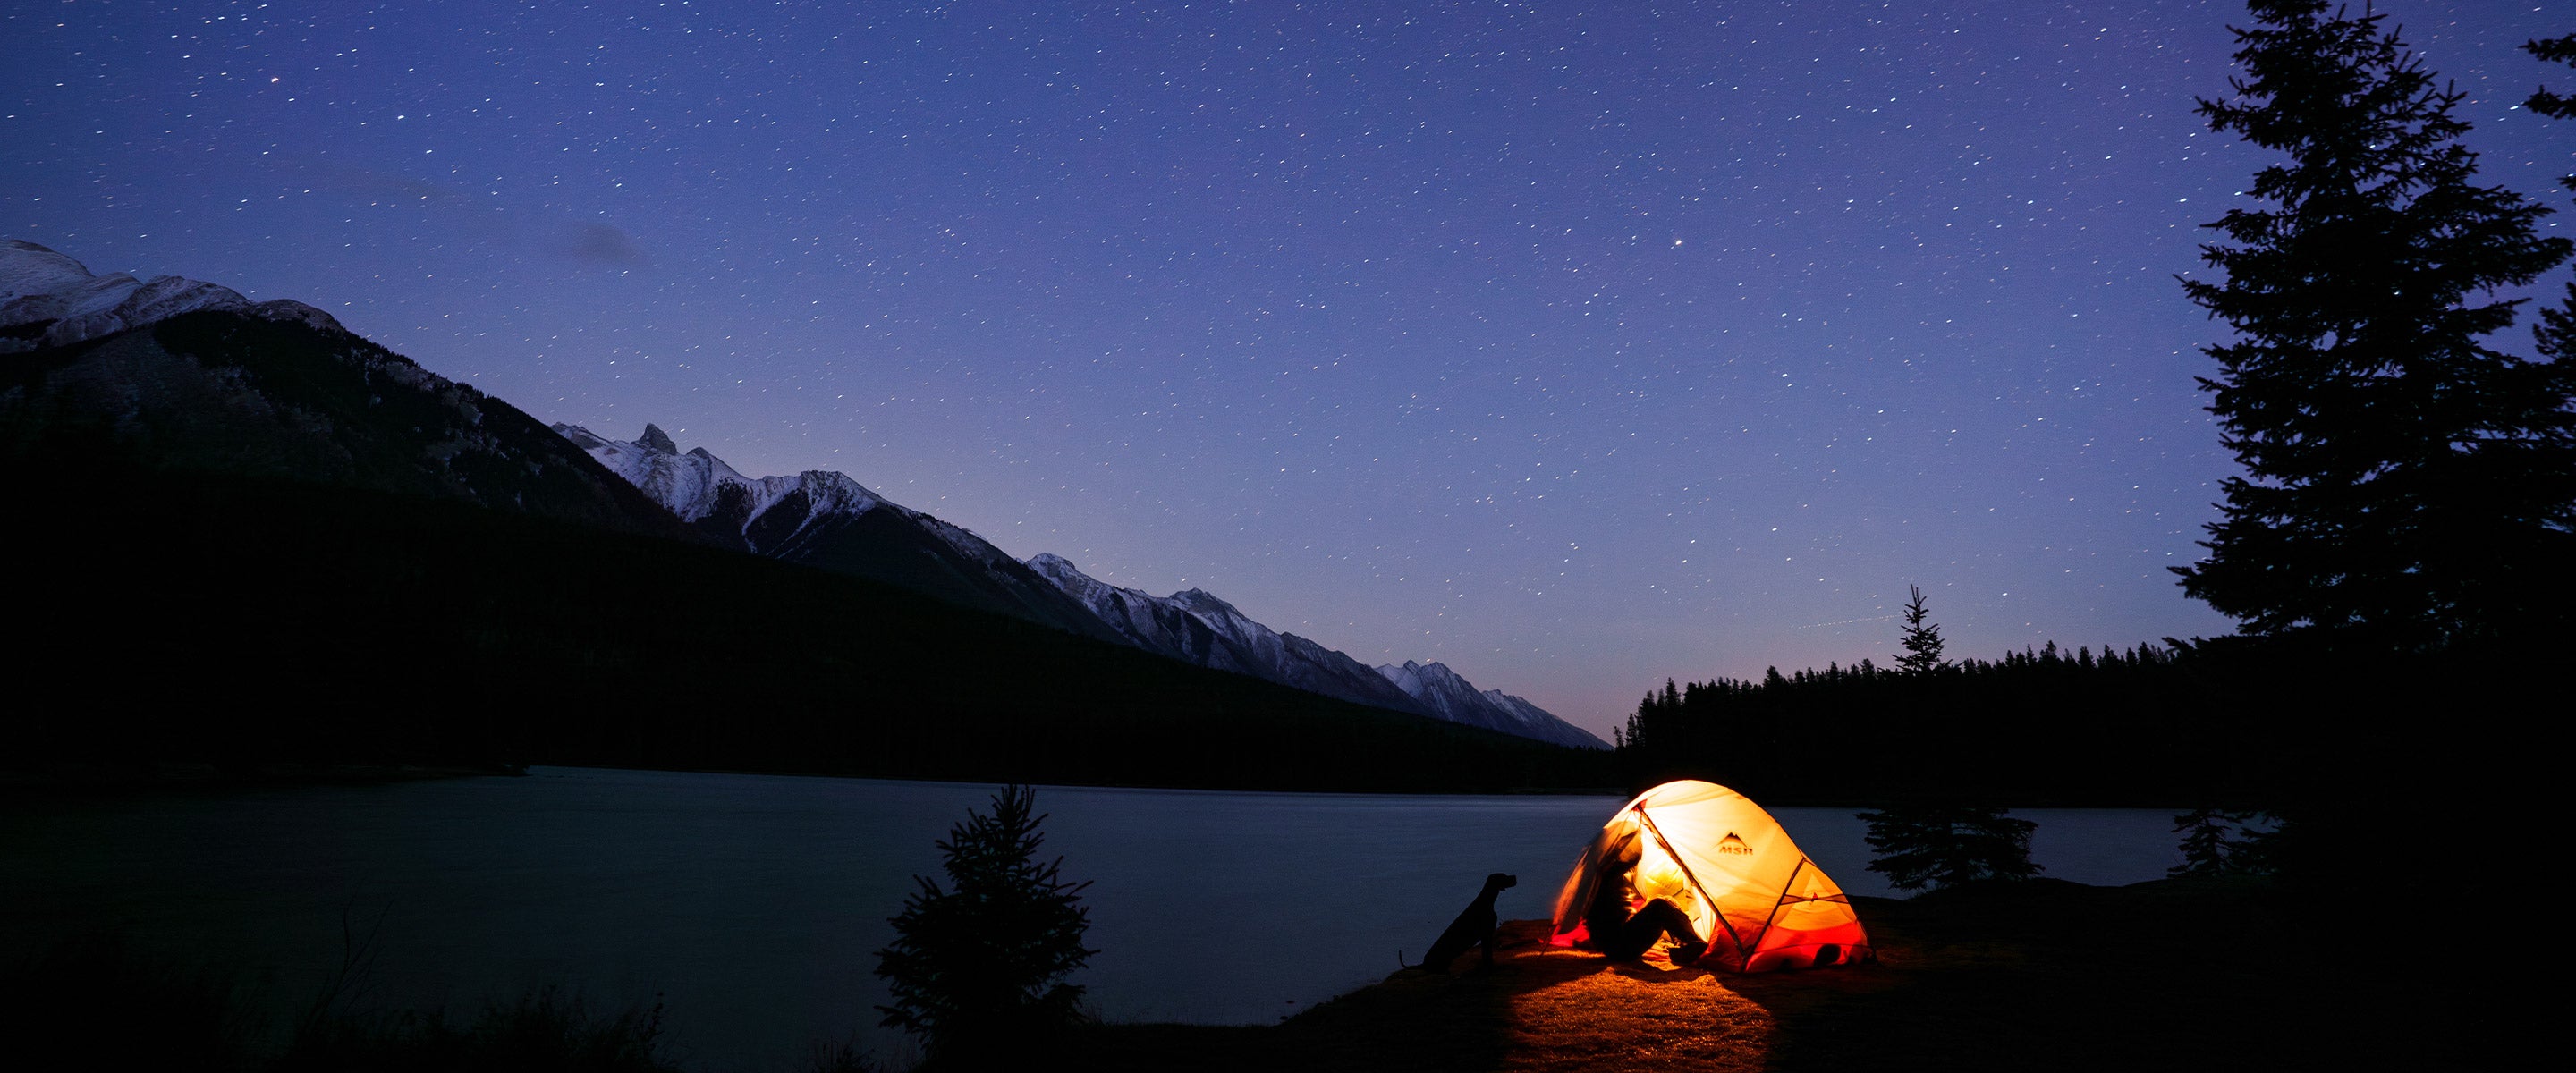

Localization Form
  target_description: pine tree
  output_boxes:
[1893,585,1948,676]
[875,784,1094,1065]
[2177,1,2576,645]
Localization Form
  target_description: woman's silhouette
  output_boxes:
[1583,834,1709,966]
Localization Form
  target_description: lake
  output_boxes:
[0,767,2184,1070]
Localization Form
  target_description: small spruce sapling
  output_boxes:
[875,784,1094,1064]
[1894,585,1949,677]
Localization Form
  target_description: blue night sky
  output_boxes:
[10,1,2572,739]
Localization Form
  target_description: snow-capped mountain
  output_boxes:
[1026,553,1432,715]
[1028,553,1608,749]
[2,239,340,351]
[0,241,686,535]
[4,236,1607,756]
[555,424,1127,643]
[554,427,1610,748]
[1377,660,1609,750]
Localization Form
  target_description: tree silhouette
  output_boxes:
[1893,585,1948,676]
[2529,33,2576,122]
[2526,33,2576,373]
[1856,805,2040,891]
[875,784,1094,1066]
[2169,807,2275,878]
[2177,0,2576,645]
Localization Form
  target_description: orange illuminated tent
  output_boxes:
[1549,780,1871,972]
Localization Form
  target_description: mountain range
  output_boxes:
[1,238,1604,752]
[555,423,1609,748]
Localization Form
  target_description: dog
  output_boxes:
[1399,872,1517,973]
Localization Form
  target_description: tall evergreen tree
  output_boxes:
[2178,1,2576,645]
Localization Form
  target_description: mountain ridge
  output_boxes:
[561,426,1607,748]
[0,241,695,539]
[1,236,1608,752]
[554,422,1130,643]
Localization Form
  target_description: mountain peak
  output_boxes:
[1170,587,1241,615]
[1,240,96,300]
[1374,659,1607,749]
[2,237,344,351]
[639,424,679,454]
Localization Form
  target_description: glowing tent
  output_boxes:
[1549,780,1870,972]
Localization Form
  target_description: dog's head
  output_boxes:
[1487,872,1519,891]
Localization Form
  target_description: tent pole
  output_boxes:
[1744,856,1807,967]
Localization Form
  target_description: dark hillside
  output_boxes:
[1,312,696,541]
[0,311,1608,790]
[5,462,1610,792]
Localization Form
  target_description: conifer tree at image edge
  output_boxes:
[875,784,1095,1064]
[2525,33,2576,386]
[2177,0,2576,645]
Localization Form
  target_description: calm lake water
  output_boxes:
[1,767,2183,1071]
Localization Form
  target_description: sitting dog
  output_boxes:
[1401,872,1517,972]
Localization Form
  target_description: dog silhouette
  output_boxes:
[1401,872,1518,972]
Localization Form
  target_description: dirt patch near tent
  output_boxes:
[1060,876,2476,1072]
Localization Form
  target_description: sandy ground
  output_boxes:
[1056,876,2483,1072]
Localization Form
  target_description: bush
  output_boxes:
[0,934,265,1072]
[2169,808,2275,878]
[1857,805,2040,891]
[275,988,679,1073]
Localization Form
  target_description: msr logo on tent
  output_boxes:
[1717,833,1752,855]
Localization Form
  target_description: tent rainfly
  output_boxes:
[1548,780,1871,972]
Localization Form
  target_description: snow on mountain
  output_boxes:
[0,240,688,535]
[1028,553,1433,714]
[556,423,1125,643]
[556,422,883,537]
[1024,553,1601,747]
[1,240,339,351]
[1377,660,1610,750]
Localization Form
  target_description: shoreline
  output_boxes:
[7,874,2463,1070]
[1052,875,2455,1071]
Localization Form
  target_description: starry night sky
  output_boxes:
[11,1,2572,739]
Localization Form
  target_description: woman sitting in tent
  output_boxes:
[1583,834,1708,966]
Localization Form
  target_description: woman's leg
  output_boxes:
[1602,899,1705,962]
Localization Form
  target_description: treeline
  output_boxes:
[7,462,1613,795]
[1608,631,2538,809]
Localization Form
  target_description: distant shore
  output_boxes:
[0,759,1642,801]
[0,761,528,798]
